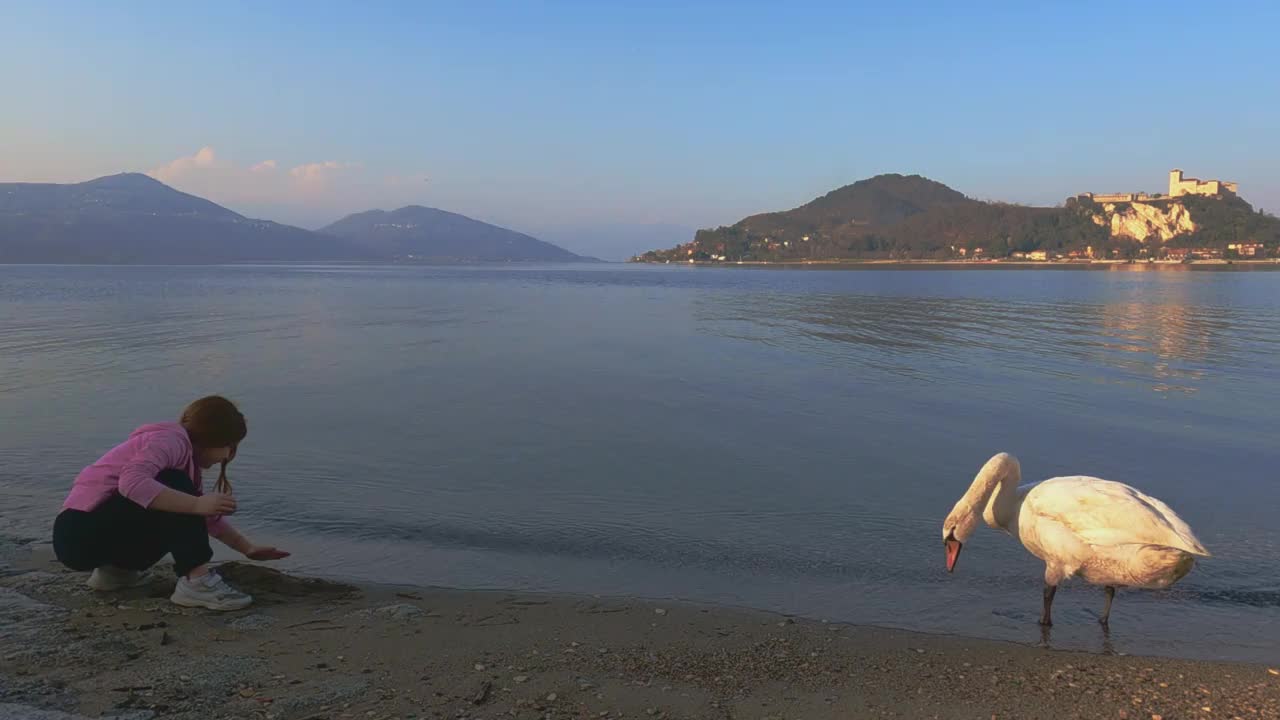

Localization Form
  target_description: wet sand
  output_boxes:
[2,541,1277,720]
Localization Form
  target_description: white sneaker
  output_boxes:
[170,570,253,611]
[86,566,146,591]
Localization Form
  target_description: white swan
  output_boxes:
[941,452,1209,626]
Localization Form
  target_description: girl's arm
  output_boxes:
[150,487,236,515]
[118,434,187,508]
[213,524,253,555]
[119,432,234,515]
[214,524,291,561]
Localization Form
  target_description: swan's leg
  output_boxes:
[1040,583,1057,626]
[1099,586,1116,626]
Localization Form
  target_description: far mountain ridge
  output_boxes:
[319,205,592,263]
[0,173,243,220]
[0,174,589,264]
[0,173,366,263]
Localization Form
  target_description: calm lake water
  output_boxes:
[1,263,1277,663]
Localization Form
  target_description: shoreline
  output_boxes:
[3,540,1277,719]
[630,258,1280,270]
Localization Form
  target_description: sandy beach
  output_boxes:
[2,538,1277,720]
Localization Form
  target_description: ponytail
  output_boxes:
[215,459,233,495]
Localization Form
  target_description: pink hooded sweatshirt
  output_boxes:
[61,421,232,538]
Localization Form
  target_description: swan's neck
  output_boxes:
[962,454,1023,533]
[982,470,1022,533]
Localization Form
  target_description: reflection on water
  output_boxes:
[1,264,1279,663]
[697,275,1275,398]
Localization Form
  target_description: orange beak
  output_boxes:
[945,538,962,573]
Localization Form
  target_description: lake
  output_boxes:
[1,263,1277,663]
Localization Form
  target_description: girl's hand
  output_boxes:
[245,545,290,561]
[194,493,237,516]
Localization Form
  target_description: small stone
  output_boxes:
[646,710,657,717]
[514,675,529,683]
[654,608,667,615]
[546,693,557,701]
[915,648,925,654]
[474,663,486,671]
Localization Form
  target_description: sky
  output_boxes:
[2,0,1277,259]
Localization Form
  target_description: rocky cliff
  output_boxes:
[1091,201,1197,243]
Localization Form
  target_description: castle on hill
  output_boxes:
[1079,169,1238,204]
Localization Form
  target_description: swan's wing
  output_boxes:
[1023,476,1209,556]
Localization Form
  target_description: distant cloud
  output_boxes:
[289,160,351,183]
[145,146,428,227]
[150,146,221,183]
[151,149,353,192]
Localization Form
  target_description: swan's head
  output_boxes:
[941,452,1020,574]
[941,505,979,573]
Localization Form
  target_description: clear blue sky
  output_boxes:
[2,0,1277,256]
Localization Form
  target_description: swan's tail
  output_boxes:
[1132,491,1210,557]
[1162,548,1198,586]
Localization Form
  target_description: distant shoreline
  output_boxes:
[631,258,1280,270]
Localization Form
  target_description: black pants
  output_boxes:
[53,469,213,577]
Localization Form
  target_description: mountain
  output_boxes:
[0,173,368,263]
[0,175,588,264]
[319,206,590,262]
[0,172,239,219]
[634,174,1280,262]
[753,173,973,227]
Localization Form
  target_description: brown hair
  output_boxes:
[180,395,247,495]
